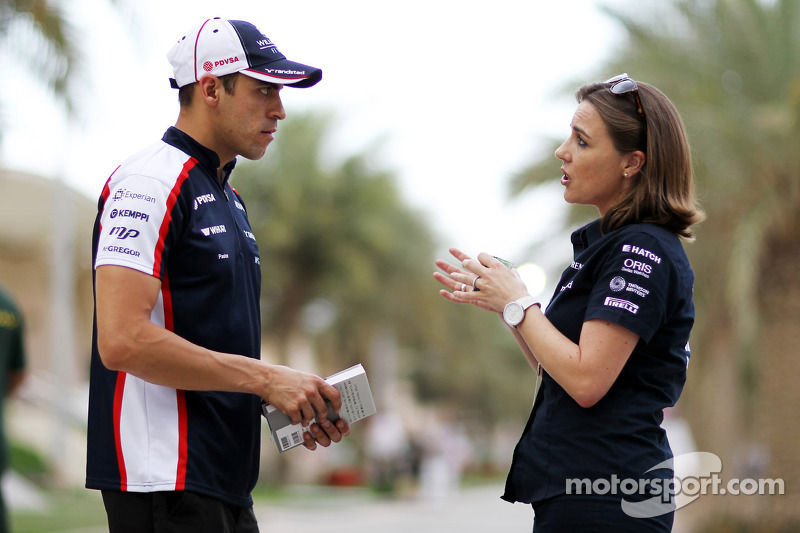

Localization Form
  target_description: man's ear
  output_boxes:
[198,75,221,106]
[623,150,646,178]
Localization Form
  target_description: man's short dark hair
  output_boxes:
[178,73,239,107]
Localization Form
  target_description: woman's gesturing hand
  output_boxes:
[433,248,530,313]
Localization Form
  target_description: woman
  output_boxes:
[434,74,704,531]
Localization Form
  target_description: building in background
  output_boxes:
[0,169,95,485]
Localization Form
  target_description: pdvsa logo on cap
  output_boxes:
[203,61,213,72]
[213,57,241,69]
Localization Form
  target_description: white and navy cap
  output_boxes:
[167,18,322,89]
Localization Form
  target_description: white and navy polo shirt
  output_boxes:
[502,219,696,505]
[86,127,262,507]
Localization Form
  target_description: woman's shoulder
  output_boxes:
[610,223,685,252]
[610,223,694,281]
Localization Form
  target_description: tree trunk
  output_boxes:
[751,226,800,529]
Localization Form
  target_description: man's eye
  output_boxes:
[260,87,272,96]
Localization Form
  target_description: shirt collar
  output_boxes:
[571,219,604,256]
[162,127,238,184]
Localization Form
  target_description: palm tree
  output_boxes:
[234,111,535,433]
[512,0,800,528]
[0,0,76,120]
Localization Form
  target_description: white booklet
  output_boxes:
[262,363,377,453]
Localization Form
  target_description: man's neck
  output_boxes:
[174,115,231,184]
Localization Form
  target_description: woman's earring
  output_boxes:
[624,172,629,178]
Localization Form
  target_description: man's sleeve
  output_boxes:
[95,174,178,278]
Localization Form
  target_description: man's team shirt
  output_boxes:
[86,127,262,507]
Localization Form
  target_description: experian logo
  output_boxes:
[112,189,156,204]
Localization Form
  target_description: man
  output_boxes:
[86,18,349,532]
[0,285,26,533]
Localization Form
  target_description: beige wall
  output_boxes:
[0,170,95,383]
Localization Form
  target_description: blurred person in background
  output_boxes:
[434,74,703,531]
[87,18,349,533]
[0,284,26,533]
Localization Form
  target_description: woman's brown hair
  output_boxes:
[577,79,705,240]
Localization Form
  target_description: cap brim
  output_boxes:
[241,58,322,88]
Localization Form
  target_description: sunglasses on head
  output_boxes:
[605,73,645,117]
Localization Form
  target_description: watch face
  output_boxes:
[504,302,524,326]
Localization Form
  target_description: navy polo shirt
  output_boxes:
[87,127,262,507]
[502,219,695,505]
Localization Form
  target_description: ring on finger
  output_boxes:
[472,276,481,291]
[461,283,467,292]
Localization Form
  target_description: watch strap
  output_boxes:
[515,295,540,312]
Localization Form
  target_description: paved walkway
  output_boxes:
[255,483,533,532]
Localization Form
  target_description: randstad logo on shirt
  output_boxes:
[622,244,662,264]
[604,296,639,315]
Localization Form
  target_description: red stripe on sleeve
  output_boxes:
[151,158,196,277]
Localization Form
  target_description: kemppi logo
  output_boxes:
[108,226,140,240]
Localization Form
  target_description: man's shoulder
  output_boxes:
[111,139,199,191]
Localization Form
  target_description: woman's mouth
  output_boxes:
[560,170,571,185]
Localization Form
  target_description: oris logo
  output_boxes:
[622,258,653,278]
[203,61,213,72]
[623,259,653,274]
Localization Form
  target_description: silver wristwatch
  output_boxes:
[503,296,540,327]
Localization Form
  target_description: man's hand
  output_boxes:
[262,365,341,427]
[303,418,351,451]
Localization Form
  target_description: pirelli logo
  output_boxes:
[604,297,639,315]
